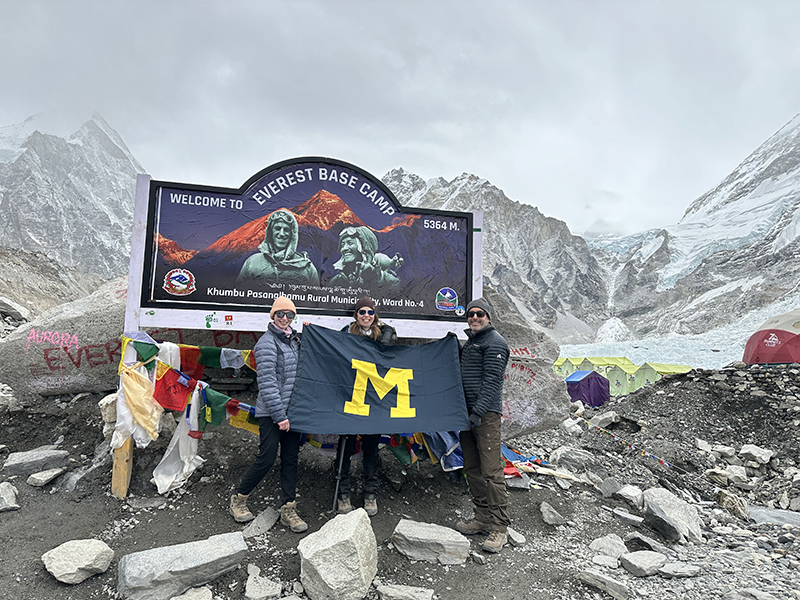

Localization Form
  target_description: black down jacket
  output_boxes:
[459,324,509,417]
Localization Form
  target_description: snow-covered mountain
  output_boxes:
[385,113,800,345]
[384,169,610,343]
[0,112,143,279]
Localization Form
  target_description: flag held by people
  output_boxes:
[289,325,468,434]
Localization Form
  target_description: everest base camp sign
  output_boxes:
[127,157,481,338]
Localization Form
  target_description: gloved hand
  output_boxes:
[469,413,482,431]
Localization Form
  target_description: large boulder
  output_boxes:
[117,531,247,600]
[297,509,377,600]
[0,278,128,400]
[486,288,572,439]
[41,539,114,584]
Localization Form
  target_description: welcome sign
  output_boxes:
[132,158,476,334]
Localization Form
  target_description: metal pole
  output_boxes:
[332,435,348,513]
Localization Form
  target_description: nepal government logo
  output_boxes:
[163,269,197,296]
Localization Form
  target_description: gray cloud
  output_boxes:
[2,0,799,236]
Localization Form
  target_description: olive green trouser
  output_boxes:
[459,412,510,532]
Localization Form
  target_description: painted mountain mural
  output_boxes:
[152,188,463,310]
[156,234,198,267]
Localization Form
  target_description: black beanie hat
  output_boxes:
[465,297,492,318]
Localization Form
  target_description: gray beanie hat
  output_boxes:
[466,297,492,318]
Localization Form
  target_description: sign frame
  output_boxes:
[125,157,483,338]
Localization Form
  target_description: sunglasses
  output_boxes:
[467,310,487,319]
[358,309,375,316]
[274,311,295,320]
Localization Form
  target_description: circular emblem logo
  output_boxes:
[454,305,465,317]
[435,287,458,311]
[163,269,196,296]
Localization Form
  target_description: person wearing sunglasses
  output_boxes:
[335,296,397,517]
[230,296,308,534]
[455,297,510,554]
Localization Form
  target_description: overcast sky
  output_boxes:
[2,1,799,237]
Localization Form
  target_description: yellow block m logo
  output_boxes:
[344,359,415,418]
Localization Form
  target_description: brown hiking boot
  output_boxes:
[229,493,255,523]
[481,530,507,554]
[280,501,308,533]
[338,496,354,514]
[455,519,489,536]
[363,495,378,517]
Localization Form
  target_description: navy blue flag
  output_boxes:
[288,324,468,434]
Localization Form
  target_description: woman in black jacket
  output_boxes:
[336,296,396,516]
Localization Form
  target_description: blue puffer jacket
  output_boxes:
[253,322,300,422]
[460,324,509,417]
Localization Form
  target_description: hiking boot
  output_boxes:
[338,496,354,514]
[229,493,255,523]
[364,495,378,517]
[280,501,308,533]
[455,519,489,536]
[481,530,507,554]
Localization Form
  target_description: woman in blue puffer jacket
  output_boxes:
[229,296,308,533]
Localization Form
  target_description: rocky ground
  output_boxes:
[1,360,800,600]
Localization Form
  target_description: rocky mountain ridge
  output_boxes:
[0,113,143,279]
[384,113,800,345]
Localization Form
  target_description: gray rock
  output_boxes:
[739,444,774,465]
[590,411,620,428]
[658,562,701,578]
[577,569,628,599]
[470,551,486,565]
[591,555,619,568]
[242,507,279,539]
[170,587,214,600]
[0,481,20,512]
[749,506,800,527]
[376,583,435,600]
[589,533,627,558]
[540,501,567,526]
[506,471,531,490]
[549,445,596,472]
[642,487,703,544]
[299,509,378,600]
[623,532,674,557]
[0,278,128,400]
[705,468,730,486]
[695,438,712,452]
[506,526,526,547]
[599,477,623,498]
[1,446,69,476]
[713,444,736,458]
[98,392,117,423]
[560,417,583,436]
[391,518,469,565]
[727,464,749,486]
[612,507,644,528]
[619,550,668,576]
[722,589,781,600]
[27,467,67,486]
[0,295,31,321]
[117,531,247,600]
[245,564,281,600]
[614,484,644,509]
[41,539,114,584]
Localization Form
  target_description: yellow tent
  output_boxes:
[554,357,584,377]
[605,364,638,396]
[578,357,636,377]
[632,362,692,391]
